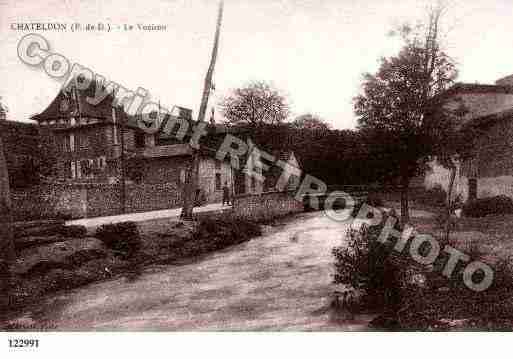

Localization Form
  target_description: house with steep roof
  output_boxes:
[425,75,513,201]
[32,78,301,205]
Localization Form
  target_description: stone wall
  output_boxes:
[232,191,304,222]
[0,120,40,188]
[11,182,183,220]
[143,157,189,185]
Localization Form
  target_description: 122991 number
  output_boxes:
[8,339,39,348]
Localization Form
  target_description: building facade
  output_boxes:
[31,78,299,206]
[425,75,513,201]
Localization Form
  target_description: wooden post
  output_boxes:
[119,108,127,214]
[181,0,224,219]
[0,118,15,308]
[112,106,127,214]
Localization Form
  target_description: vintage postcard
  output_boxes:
[1,0,513,356]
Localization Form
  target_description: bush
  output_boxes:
[332,216,402,310]
[95,222,141,258]
[415,184,447,207]
[59,225,87,238]
[462,195,513,218]
[492,256,513,290]
[350,194,384,219]
[193,217,261,250]
[366,192,384,208]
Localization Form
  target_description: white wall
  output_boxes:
[477,176,513,198]
[425,161,513,201]
[198,157,233,203]
[424,159,468,201]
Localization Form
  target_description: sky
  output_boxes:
[1,0,513,129]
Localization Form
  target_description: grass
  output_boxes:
[3,215,263,323]
[382,202,513,330]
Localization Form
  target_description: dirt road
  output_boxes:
[8,211,375,331]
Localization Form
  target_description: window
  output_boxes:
[63,135,73,152]
[79,159,95,178]
[112,125,119,145]
[468,178,478,201]
[215,173,222,190]
[215,160,222,171]
[98,156,107,170]
[263,175,273,192]
[64,161,72,178]
[251,176,256,192]
[80,160,87,177]
[135,132,145,148]
[73,161,82,178]
[79,133,90,149]
[69,133,75,152]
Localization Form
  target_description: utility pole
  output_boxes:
[181,0,224,219]
[0,104,15,308]
[118,107,127,214]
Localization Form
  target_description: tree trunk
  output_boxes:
[180,152,200,220]
[180,1,223,220]
[0,126,15,308]
[444,162,457,242]
[400,173,410,226]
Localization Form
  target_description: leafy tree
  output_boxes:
[429,100,480,242]
[36,128,60,181]
[354,5,458,224]
[291,113,331,131]
[220,81,289,127]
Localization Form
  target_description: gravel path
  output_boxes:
[9,211,375,331]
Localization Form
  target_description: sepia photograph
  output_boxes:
[1,0,513,355]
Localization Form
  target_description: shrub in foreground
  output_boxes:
[491,256,513,291]
[416,184,447,208]
[95,221,141,258]
[59,225,88,238]
[193,217,261,250]
[332,217,402,310]
[350,194,384,219]
[462,195,513,218]
[366,192,384,208]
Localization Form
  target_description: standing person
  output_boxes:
[222,182,230,206]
